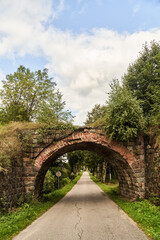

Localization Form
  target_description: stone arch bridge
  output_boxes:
[23,127,146,199]
[1,127,159,209]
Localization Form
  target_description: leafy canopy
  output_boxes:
[36,90,73,126]
[0,65,73,124]
[123,41,160,118]
[85,104,106,127]
[67,151,84,172]
[104,80,145,141]
[67,150,104,173]
[85,41,160,140]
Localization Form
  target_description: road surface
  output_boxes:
[13,172,149,240]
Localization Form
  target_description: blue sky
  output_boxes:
[0,0,160,125]
[53,0,160,33]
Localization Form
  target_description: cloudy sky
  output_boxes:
[0,0,160,125]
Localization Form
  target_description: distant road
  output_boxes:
[13,172,149,240]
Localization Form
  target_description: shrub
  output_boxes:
[104,80,145,141]
[43,170,55,193]
[61,177,71,186]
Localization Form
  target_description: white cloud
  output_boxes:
[44,28,160,124]
[0,0,65,58]
[0,70,5,90]
[0,1,160,124]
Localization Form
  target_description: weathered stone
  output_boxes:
[23,158,31,162]
[32,138,38,144]
[31,129,147,199]
[26,186,34,193]
[1,127,160,212]
[146,144,151,149]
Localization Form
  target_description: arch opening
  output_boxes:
[34,141,138,199]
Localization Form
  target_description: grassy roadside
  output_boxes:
[0,173,82,240]
[90,174,160,240]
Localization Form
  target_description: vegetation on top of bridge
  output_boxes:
[86,41,160,142]
[0,121,77,173]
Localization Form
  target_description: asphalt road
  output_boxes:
[13,172,149,240]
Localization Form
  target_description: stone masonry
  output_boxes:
[144,134,160,198]
[0,158,25,211]
[0,127,159,211]
[23,128,146,199]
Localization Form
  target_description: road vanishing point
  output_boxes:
[13,172,149,240]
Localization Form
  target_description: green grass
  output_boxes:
[0,173,82,240]
[90,174,160,240]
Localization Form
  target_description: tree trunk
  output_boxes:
[109,166,112,183]
[109,172,112,183]
[101,162,106,183]
[96,163,100,179]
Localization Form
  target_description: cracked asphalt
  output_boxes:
[13,172,149,240]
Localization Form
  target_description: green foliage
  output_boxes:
[148,193,160,206]
[0,66,54,122]
[36,89,73,125]
[85,104,106,125]
[90,173,119,196]
[0,103,29,123]
[67,150,85,172]
[42,155,72,193]
[90,174,160,240]
[104,79,145,141]
[0,65,73,125]
[43,170,55,194]
[0,174,82,240]
[61,177,71,186]
[84,41,160,140]
[83,151,104,173]
[67,150,106,178]
[0,109,10,124]
[123,41,160,120]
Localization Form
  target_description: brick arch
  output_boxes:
[32,129,145,199]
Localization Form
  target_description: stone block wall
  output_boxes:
[19,129,73,196]
[0,127,160,212]
[144,135,160,198]
[0,159,25,211]
[125,136,146,198]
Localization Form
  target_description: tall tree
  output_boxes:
[67,151,85,172]
[105,79,145,141]
[85,104,106,125]
[123,41,160,118]
[83,150,104,175]
[0,65,73,124]
[36,90,73,125]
